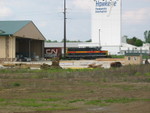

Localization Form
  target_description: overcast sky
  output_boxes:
[0,0,150,41]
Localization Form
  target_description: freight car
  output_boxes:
[44,48,62,59]
[66,47,108,59]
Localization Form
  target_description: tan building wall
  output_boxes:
[124,55,143,65]
[0,36,6,58]
[0,36,16,61]
[8,36,16,59]
[14,22,45,40]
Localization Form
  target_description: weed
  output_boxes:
[86,98,150,106]
[37,106,78,111]
[86,100,108,106]
[111,84,135,91]
[13,82,21,87]
[68,99,85,103]
[87,90,95,93]
[104,98,137,103]
[18,99,36,102]
[16,102,46,107]
[145,73,150,76]
[42,98,62,102]
[0,98,5,102]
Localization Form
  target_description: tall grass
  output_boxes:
[0,65,150,82]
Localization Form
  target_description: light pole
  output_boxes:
[99,29,101,49]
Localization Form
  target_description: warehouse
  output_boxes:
[0,21,45,62]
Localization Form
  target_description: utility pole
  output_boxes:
[64,0,67,58]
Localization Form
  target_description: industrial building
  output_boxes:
[90,0,121,54]
[0,21,45,62]
[121,43,150,55]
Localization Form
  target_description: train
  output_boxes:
[66,47,108,59]
[44,47,108,59]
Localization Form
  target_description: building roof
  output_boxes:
[45,42,81,48]
[0,20,45,40]
[0,21,30,36]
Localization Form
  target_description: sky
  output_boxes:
[0,0,150,42]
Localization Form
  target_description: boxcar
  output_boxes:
[44,48,62,59]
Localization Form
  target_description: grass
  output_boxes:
[111,84,136,91]
[0,64,150,112]
[0,65,150,80]
[37,106,78,111]
[17,102,46,107]
[0,98,5,102]
[42,98,62,102]
[145,72,150,76]
[111,55,124,58]
[86,98,150,106]
[68,99,85,103]
[0,98,79,111]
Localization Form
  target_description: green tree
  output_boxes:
[127,38,135,45]
[45,40,58,43]
[144,30,150,43]
[61,39,81,42]
[127,37,143,47]
[135,39,143,47]
[85,39,92,42]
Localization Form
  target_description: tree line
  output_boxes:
[45,39,92,43]
[45,30,150,47]
[124,30,150,47]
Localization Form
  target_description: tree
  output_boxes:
[127,38,135,45]
[85,39,92,42]
[144,30,150,43]
[127,37,143,47]
[45,40,58,43]
[135,39,143,47]
[61,39,82,42]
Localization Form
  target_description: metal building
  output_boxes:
[0,21,45,62]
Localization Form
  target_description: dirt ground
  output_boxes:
[0,70,150,113]
[12,101,150,113]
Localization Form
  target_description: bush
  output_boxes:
[13,83,21,87]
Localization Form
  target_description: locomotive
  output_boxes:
[44,47,108,59]
[66,47,108,59]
